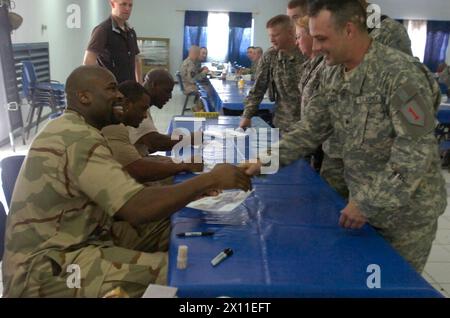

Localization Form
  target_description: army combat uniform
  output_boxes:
[273,41,447,273]
[369,16,412,56]
[298,55,327,171]
[438,64,450,88]
[321,16,413,198]
[243,47,306,134]
[2,111,170,297]
[180,57,207,94]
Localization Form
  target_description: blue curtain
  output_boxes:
[424,21,450,72]
[183,11,208,60]
[228,12,252,67]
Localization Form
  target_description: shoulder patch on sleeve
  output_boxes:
[400,101,425,126]
[391,82,436,137]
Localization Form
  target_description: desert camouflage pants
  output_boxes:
[18,219,170,298]
[320,154,349,199]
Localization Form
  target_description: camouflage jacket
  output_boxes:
[275,40,446,222]
[243,47,306,133]
[324,17,413,158]
[439,65,450,87]
[2,111,145,297]
[298,55,326,118]
[180,57,206,94]
[369,16,412,56]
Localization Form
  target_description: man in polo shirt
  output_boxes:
[83,0,142,84]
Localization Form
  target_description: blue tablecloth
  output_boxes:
[167,117,442,298]
[209,79,275,112]
[438,103,450,124]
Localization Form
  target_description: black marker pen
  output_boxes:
[211,248,233,266]
[177,231,215,238]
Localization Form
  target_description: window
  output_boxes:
[207,13,230,62]
[405,20,427,62]
[183,10,254,65]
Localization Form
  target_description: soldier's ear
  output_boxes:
[77,91,91,105]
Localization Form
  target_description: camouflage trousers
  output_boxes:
[320,154,349,199]
[18,219,170,298]
[374,218,438,273]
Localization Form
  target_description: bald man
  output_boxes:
[2,65,252,297]
[128,69,188,156]
[180,45,209,95]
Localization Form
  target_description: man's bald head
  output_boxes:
[144,68,174,88]
[65,65,115,101]
[188,45,201,60]
[143,68,174,109]
[65,65,122,129]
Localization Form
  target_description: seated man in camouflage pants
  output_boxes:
[2,65,252,297]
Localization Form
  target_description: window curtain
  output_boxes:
[227,12,252,67]
[423,21,450,72]
[183,11,208,60]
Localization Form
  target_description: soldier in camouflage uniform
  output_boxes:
[180,45,208,95]
[2,65,252,297]
[321,0,414,198]
[360,0,412,56]
[295,15,327,171]
[437,63,450,97]
[245,0,447,273]
[240,15,306,135]
[240,47,263,81]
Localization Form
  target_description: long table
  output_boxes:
[167,116,443,298]
[209,79,275,112]
[438,101,450,124]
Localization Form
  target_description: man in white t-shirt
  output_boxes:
[128,69,199,156]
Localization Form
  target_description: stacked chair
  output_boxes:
[21,61,66,139]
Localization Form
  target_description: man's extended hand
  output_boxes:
[184,162,204,173]
[239,117,251,130]
[239,161,262,177]
[209,164,252,192]
[339,200,367,229]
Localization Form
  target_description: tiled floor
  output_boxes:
[1,87,450,297]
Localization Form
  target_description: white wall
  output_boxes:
[11,0,109,82]
[11,0,287,80]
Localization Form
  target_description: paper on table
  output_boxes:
[142,284,178,298]
[174,117,206,122]
[203,129,248,138]
[187,190,254,212]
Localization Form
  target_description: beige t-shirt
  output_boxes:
[102,123,143,167]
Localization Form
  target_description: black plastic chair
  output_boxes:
[176,71,196,115]
[1,155,25,208]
